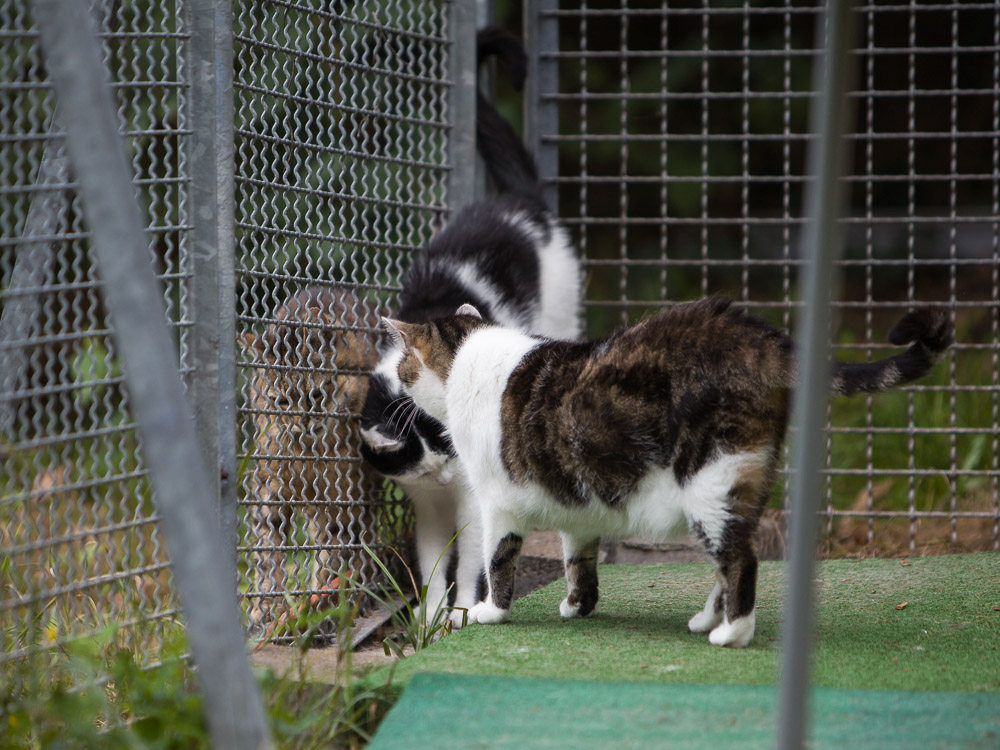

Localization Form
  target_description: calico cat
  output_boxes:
[359,27,582,625]
[381,298,953,647]
[242,285,379,631]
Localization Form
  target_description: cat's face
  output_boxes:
[242,287,376,456]
[358,350,456,486]
[379,305,485,424]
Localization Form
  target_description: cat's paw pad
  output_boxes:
[687,609,723,633]
[468,601,510,625]
[707,612,755,648]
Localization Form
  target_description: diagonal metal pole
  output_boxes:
[0,122,71,441]
[777,1,859,749]
[30,1,272,747]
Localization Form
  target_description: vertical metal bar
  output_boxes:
[658,2,668,303]
[992,2,1000,552]
[475,0,493,33]
[776,1,858,749]
[0,125,69,440]
[30,2,272,747]
[699,0,710,299]
[187,0,239,586]
[474,0,494,200]
[617,1,629,326]
[524,0,560,211]
[448,0,479,214]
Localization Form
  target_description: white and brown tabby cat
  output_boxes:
[381,298,953,647]
[242,285,379,631]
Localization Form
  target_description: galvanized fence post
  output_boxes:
[777,1,859,748]
[448,0,479,213]
[30,0,272,747]
[186,0,240,586]
[524,0,560,211]
[474,0,494,199]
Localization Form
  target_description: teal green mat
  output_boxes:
[368,673,1000,749]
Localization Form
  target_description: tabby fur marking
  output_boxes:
[242,285,380,631]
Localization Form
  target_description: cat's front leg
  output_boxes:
[248,472,288,630]
[447,495,483,629]
[410,492,455,619]
[558,533,600,619]
[467,510,523,625]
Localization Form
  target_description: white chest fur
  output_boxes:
[444,327,538,481]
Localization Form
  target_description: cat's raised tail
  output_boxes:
[830,308,954,396]
[475,27,543,204]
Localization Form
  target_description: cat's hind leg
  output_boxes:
[687,576,724,634]
[468,509,523,625]
[558,533,600,619]
[691,514,758,648]
[708,544,757,649]
[686,451,773,648]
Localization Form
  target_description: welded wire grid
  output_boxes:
[0,0,187,662]
[533,0,999,554]
[233,0,450,638]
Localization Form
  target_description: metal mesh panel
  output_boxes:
[529,0,999,555]
[0,0,188,662]
[233,0,450,637]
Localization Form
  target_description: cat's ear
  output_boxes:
[381,317,412,348]
[360,426,405,453]
[456,304,482,320]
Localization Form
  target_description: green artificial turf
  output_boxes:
[369,554,999,695]
[368,673,1000,750]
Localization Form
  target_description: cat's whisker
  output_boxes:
[380,396,410,431]
[387,400,415,433]
[398,401,420,438]
[380,395,410,421]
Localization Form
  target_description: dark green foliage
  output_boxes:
[1,592,397,750]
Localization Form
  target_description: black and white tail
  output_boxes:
[475,27,544,204]
[831,308,954,396]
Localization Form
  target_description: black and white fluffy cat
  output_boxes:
[359,28,582,625]
[381,299,953,647]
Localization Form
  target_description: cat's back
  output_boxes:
[591,297,793,389]
[500,298,793,506]
[399,196,546,320]
[399,195,580,339]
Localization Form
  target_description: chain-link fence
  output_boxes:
[232,0,462,639]
[1,0,474,659]
[524,0,999,556]
[1,0,189,664]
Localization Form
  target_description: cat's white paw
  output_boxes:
[687,609,723,634]
[559,597,596,619]
[708,611,755,648]
[468,601,510,625]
